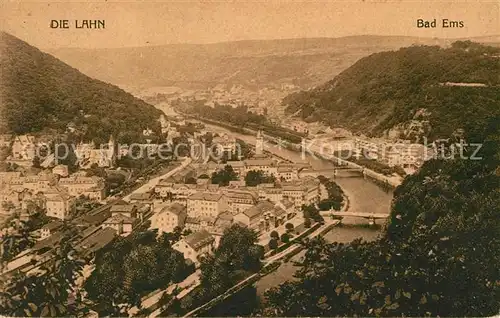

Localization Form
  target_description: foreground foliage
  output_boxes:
[263,117,500,316]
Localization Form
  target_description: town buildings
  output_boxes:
[155,182,219,202]
[222,188,258,214]
[102,214,137,235]
[354,137,434,172]
[233,200,288,233]
[151,203,187,234]
[212,134,237,154]
[40,220,63,240]
[281,176,321,208]
[172,229,215,265]
[243,158,278,175]
[58,176,106,201]
[187,192,228,218]
[45,192,76,220]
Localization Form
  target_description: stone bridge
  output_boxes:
[298,166,365,178]
[320,210,390,225]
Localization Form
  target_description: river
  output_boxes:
[201,122,395,300]
[202,122,394,216]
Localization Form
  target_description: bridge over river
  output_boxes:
[181,122,395,317]
[298,166,365,178]
[202,122,393,220]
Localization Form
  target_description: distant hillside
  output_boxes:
[0,32,163,143]
[283,41,500,140]
[49,36,457,91]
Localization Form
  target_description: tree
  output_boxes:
[0,237,87,317]
[74,196,102,218]
[270,230,279,240]
[304,218,312,228]
[197,224,263,306]
[245,170,276,187]
[106,173,126,190]
[32,155,41,168]
[198,174,209,179]
[85,230,193,313]
[211,165,238,186]
[263,118,500,317]
[185,177,197,184]
[216,224,262,272]
[280,233,290,244]
[285,223,294,232]
[269,238,279,250]
[301,204,323,223]
[1,220,36,266]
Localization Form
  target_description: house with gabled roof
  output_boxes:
[151,203,187,234]
[172,229,215,265]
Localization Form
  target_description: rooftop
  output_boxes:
[104,214,136,224]
[226,161,245,168]
[184,229,215,250]
[42,220,64,231]
[129,192,153,201]
[160,203,187,216]
[188,192,224,202]
[244,159,276,167]
[224,189,258,201]
[280,199,295,208]
[76,227,117,256]
[241,200,275,219]
[110,204,136,213]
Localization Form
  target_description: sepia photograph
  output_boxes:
[0,1,499,317]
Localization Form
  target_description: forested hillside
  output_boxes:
[263,104,500,317]
[0,32,163,143]
[284,41,500,140]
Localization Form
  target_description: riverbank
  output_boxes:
[189,114,402,189]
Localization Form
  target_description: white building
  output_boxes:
[102,214,137,235]
[58,176,106,201]
[223,189,258,215]
[255,130,264,156]
[172,230,215,265]
[151,203,187,234]
[52,164,69,177]
[233,200,287,233]
[212,134,237,154]
[187,192,228,219]
[243,158,278,176]
[11,135,36,160]
[46,192,76,220]
[281,176,320,209]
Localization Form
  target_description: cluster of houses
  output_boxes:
[0,115,187,171]
[147,156,321,265]
[0,134,117,169]
[353,137,434,171]
[0,170,106,218]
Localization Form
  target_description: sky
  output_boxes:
[0,0,498,49]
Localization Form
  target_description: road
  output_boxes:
[181,218,341,317]
[130,270,201,317]
[122,157,192,201]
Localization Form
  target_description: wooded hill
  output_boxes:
[0,32,163,144]
[283,41,500,141]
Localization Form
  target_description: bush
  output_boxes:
[269,238,279,250]
[304,218,312,228]
[285,223,294,232]
[280,233,290,243]
[270,230,279,240]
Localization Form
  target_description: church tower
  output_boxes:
[255,130,264,156]
[107,134,116,167]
